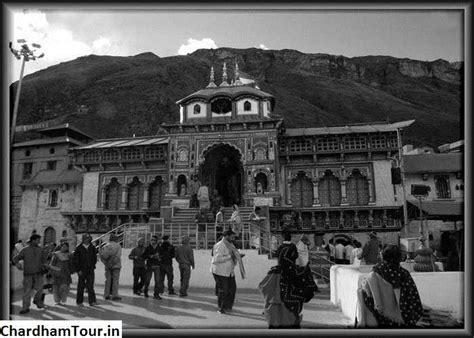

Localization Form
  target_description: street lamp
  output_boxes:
[9,39,44,146]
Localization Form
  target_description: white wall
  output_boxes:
[236,98,259,116]
[81,172,100,211]
[372,160,401,206]
[404,172,463,202]
[186,102,207,119]
[330,265,464,321]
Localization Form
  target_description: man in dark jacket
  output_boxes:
[12,234,48,314]
[72,233,98,306]
[141,235,162,299]
[129,237,146,295]
[158,235,176,295]
[359,231,381,265]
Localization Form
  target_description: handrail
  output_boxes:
[309,250,334,283]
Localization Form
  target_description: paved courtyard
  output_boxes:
[10,285,353,330]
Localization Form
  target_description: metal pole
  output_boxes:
[10,55,26,145]
[397,128,409,231]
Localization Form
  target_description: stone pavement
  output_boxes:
[10,286,353,330]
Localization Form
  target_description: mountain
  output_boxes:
[10,48,463,147]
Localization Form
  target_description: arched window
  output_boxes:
[193,104,201,114]
[290,172,313,207]
[149,176,163,210]
[255,172,268,194]
[346,169,369,205]
[244,101,251,111]
[319,170,341,206]
[44,227,56,246]
[177,175,187,197]
[61,230,68,238]
[49,189,58,207]
[105,178,121,210]
[128,177,144,210]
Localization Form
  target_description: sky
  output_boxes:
[5,5,465,82]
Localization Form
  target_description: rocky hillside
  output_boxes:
[11,48,463,147]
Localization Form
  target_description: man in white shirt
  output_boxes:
[334,240,345,264]
[344,241,355,264]
[211,230,241,314]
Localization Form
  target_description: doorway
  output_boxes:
[199,144,243,207]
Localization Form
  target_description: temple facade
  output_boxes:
[16,63,415,245]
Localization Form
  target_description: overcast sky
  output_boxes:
[6,5,465,82]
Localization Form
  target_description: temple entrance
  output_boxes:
[199,144,243,207]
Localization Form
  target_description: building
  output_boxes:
[12,124,93,245]
[58,63,415,247]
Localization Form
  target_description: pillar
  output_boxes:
[313,180,319,205]
[142,184,150,210]
[120,186,128,210]
[100,187,107,210]
[368,179,374,202]
[341,178,347,204]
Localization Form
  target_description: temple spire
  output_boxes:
[220,62,228,86]
[206,66,216,87]
[234,62,242,86]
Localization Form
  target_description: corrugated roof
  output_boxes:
[408,200,463,217]
[176,84,275,106]
[404,153,463,173]
[21,170,82,186]
[285,120,415,136]
[38,123,95,140]
[13,136,84,148]
[73,136,168,150]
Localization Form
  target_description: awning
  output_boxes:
[74,137,169,150]
[407,200,464,220]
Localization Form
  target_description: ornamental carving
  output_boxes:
[126,175,146,184]
[317,168,342,179]
[198,139,246,163]
[289,169,313,181]
[102,175,125,185]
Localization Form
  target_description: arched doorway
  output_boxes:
[44,227,56,246]
[199,144,243,207]
[290,172,313,207]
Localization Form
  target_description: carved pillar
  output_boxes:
[311,212,316,229]
[354,210,359,228]
[287,179,292,205]
[339,211,344,229]
[72,216,79,230]
[325,211,329,229]
[142,184,150,210]
[313,179,319,205]
[368,179,374,202]
[369,210,374,228]
[341,178,348,204]
[247,169,253,193]
[92,215,99,231]
[81,215,87,232]
[120,186,129,210]
[103,216,111,231]
[383,209,388,228]
[269,170,275,192]
[100,187,107,210]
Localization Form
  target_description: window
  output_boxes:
[244,101,251,111]
[25,150,31,157]
[346,169,370,205]
[128,177,144,210]
[149,176,163,210]
[289,138,312,153]
[193,104,201,114]
[105,178,121,210]
[49,148,55,154]
[318,170,341,206]
[370,135,387,149]
[43,227,56,246]
[317,137,339,151]
[47,161,57,170]
[123,147,141,160]
[290,172,313,207]
[144,146,165,160]
[255,172,268,194]
[22,163,33,179]
[49,189,58,207]
[344,136,367,150]
[211,98,232,114]
[435,175,451,199]
[103,149,119,161]
[84,151,100,163]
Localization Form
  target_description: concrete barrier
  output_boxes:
[330,265,464,322]
[10,249,277,292]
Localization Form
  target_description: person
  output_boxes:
[215,206,225,239]
[334,239,345,264]
[175,235,195,297]
[12,239,24,259]
[42,242,57,302]
[248,206,266,250]
[259,230,317,328]
[99,234,122,301]
[295,234,310,267]
[72,233,98,307]
[210,189,223,217]
[188,174,201,208]
[352,241,363,266]
[195,208,208,249]
[12,234,48,314]
[326,239,336,262]
[228,204,242,248]
[344,240,355,264]
[49,241,73,305]
[129,237,147,295]
[355,244,423,328]
[142,235,162,299]
[211,230,245,314]
[358,232,381,265]
[158,235,176,295]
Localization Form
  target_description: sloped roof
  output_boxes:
[404,153,463,173]
[408,200,463,218]
[176,84,275,107]
[21,170,82,186]
[285,120,415,136]
[73,136,168,150]
[38,123,95,141]
[12,136,84,148]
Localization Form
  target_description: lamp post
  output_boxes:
[9,39,44,145]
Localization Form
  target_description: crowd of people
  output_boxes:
[11,227,423,329]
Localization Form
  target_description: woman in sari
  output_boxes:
[227,204,243,248]
[259,230,317,328]
[356,244,423,327]
[49,242,73,305]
